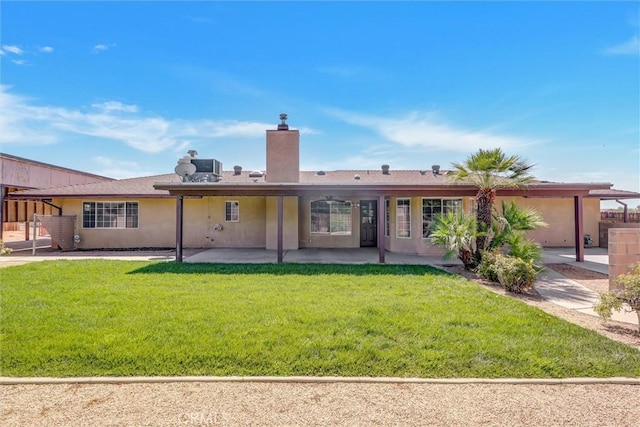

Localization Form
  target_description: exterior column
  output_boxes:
[277,195,283,263]
[378,196,385,263]
[176,196,184,262]
[0,185,4,240]
[574,195,584,262]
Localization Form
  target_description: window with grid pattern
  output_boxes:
[82,202,138,229]
[310,200,352,235]
[422,198,463,238]
[225,201,239,222]
[396,198,411,238]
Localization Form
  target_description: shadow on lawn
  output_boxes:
[129,262,450,276]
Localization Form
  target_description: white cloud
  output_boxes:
[91,101,139,113]
[0,86,275,153]
[11,59,27,66]
[39,46,54,53]
[324,108,535,153]
[603,35,640,55]
[93,44,113,53]
[2,45,23,55]
[91,156,154,179]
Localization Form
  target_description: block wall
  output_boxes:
[609,228,640,291]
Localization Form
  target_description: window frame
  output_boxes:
[310,200,353,236]
[82,201,139,229]
[422,197,463,238]
[225,200,240,222]
[395,198,411,239]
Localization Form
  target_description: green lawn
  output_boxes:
[1,260,639,378]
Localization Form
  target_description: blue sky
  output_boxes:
[1,1,638,208]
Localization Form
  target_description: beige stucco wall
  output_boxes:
[184,197,266,248]
[57,196,267,249]
[497,196,600,247]
[266,196,299,250]
[57,198,176,249]
[265,130,299,183]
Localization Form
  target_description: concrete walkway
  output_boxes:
[539,247,637,325]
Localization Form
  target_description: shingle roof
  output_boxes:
[8,173,181,198]
[7,168,615,199]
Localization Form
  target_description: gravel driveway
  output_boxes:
[2,381,639,426]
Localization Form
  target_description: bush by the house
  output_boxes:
[503,233,543,265]
[494,254,537,293]
[0,240,12,255]
[477,250,500,282]
[595,262,640,333]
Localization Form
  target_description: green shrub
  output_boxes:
[477,250,499,282]
[594,261,640,333]
[494,255,537,293]
[0,240,12,255]
[505,233,543,265]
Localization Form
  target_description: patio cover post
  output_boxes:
[176,195,184,262]
[0,184,4,240]
[574,195,584,262]
[277,195,283,263]
[377,196,385,263]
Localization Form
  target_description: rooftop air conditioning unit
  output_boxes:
[189,159,223,182]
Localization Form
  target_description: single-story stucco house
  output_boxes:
[6,116,640,263]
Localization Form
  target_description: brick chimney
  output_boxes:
[266,113,300,182]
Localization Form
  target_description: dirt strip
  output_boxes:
[2,382,639,426]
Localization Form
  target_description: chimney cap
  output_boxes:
[277,113,289,130]
[381,164,390,174]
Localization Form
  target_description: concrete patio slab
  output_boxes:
[543,247,609,275]
[184,247,462,267]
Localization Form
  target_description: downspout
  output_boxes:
[615,199,628,223]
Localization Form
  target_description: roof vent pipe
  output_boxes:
[381,164,390,175]
[431,164,441,175]
[233,165,242,175]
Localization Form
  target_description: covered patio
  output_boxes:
[153,181,612,264]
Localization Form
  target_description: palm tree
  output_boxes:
[450,148,534,262]
[429,211,477,269]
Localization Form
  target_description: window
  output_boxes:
[422,198,463,238]
[310,200,352,235]
[225,201,239,222]
[385,199,390,237]
[82,202,138,229]
[396,198,411,238]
